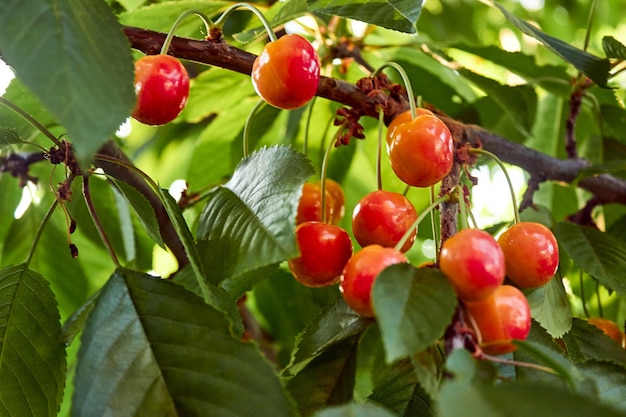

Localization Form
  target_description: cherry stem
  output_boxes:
[303,97,317,156]
[82,175,120,267]
[160,9,215,55]
[596,280,603,317]
[429,185,440,262]
[24,200,59,269]
[371,62,417,119]
[215,2,278,42]
[465,202,478,228]
[376,106,384,191]
[395,193,451,253]
[458,185,469,230]
[579,269,590,318]
[469,148,520,224]
[243,99,265,158]
[319,124,344,223]
[0,97,62,148]
[480,353,559,376]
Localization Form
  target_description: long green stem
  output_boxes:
[302,97,317,156]
[319,124,344,223]
[580,270,589,318]
[24,200,59,269]
[583,0,599,52]
[160,9,215,55]
[83,176,120,267]
[395,193,451,253]
[215,2,277,42]
[0,97,62,147]
[458,185,469,230]
[372,62,417,119]
[429,185,440,261]
[469,148,520,224]
[243,99,265,158]
[376,106,384,191]
[596,280,603,317]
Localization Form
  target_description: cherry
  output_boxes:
[587,317,623,344]
[385,108,433,148]
[322,179,345,225]
[340,245,408,317]
[387,113,454,187]
[131,54,190,125]
[251,34,320,110]
[352,190,418,252]
[288,221,353,287]
[497,222,559,289]
[296,181,345,225]
[463,284,531,355]
[439,228,506,302]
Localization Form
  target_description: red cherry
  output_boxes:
[320,179,345,225]
[497,222,559,289]
[439,229,506,301]
[296,182,336,225]
[340,245,408,317]
[386,108,434,149]
[388,114,454,187]
[463,285,531,355]
[352,190,418,252]
[251,34,320,110]
[288,221,353,287]
[587,317,623,344]
[131,54,190,125]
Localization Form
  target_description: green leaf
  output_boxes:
[287,335,359,416]
[308,0,424,34]
[493,2,610,87]
[290,297,371,368]
[0,127,22,146]
[72,269,296,416]
[603,36,626,60]
[368,358,435,416]
[0,264,66,417]
[514,322,568,387]
[411,346,444,400]
[0,0,135,165]
[555,222,626,294]
[196,146,314,296]
[373,264,457,363]
[312,402,397,417]
[563,318,626,368]
[524,275,572,338]
[579,360,626,413]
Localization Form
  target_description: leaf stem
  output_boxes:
[0,97,62,147]
[371,62,417,119]
[160,9,215,55]
[82,175,120,267]
[215,3,277,42]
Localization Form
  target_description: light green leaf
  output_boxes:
[524,275,572,338]
[312,402,397,417]
[0,0,135,165]
[0,264,66,417]
[555,222,626,294]
[309,0,424,34]
[0,127,22,146]
[196,146,314,296]
[72,269,296,417]
[373,264,457,363]
[493,2,610,87]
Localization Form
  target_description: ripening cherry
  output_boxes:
[387,114,454,187]
[385,108,434,149]
[288,221,353,287]
[340,245,408,317]
[497,222,559,289]
[251,34,321,110]
[352,190,418,252]
[131,54,190,125]
[439,228,506,302]
[296,182,337,225]
[463,284,531,355]
[587,317,623,344]
[321,179,345,225]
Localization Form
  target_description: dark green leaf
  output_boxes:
[0,0,135,165]
[233,0,309,43]
[555,222,626,294]
[0,79,57,141]
[196,146,314,296]
[603,36,626,60]
[411,347,444,400]
[287,336,359,416]
[579,360,626,413]
[0,264,66,417]
[368,358,435,416]
[373,264,457,363]
[290,297,372,367]
[72,269,296,417]
[514,322,568,387]
[309,0,424,34]
[0,127,22,146]
[563,318,626,368]
[524,274,572,338]
[493,2,610,87]
[312,402,397,417]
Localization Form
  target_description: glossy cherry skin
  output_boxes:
[251,34,320,110]
[388,114,454,187]
[321,179,345,225]
[340,245,408,317]
[439,229,506,302]
[131,54,190,125]
[386,108,434,149]
[352,190,418,252]
[498,222,559,289]
[588,317,623,344]
[463,285,531,355]
[296,182,337,225]
[288,221,353,287]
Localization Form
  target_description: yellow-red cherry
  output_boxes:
[497,222,559,289]
[352,190,418,252]
[388,114,454,187]
[131,54,190,126]
[296,182,336,225]
[340,245,408,317]
[463,284,531,355]
[385,108,434,149]
[587,317,623,344]
[288,221,353,287]
[251,34,320,110]
[320,179,345,225]
[439,228,506,302]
